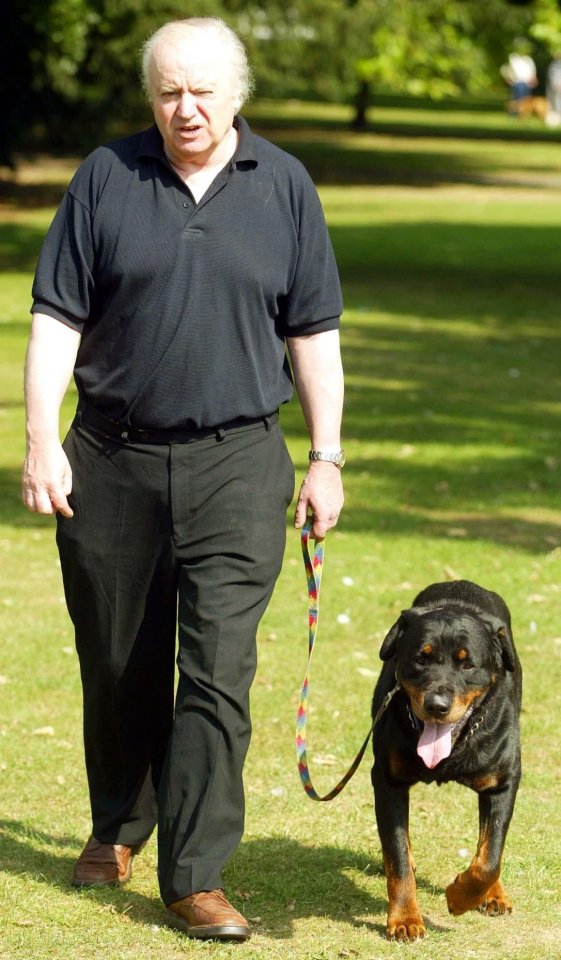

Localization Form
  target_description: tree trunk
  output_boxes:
[352,79,370,130]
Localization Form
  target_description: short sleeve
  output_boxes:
[31,185,95,332]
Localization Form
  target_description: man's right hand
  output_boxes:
[22,440,74,517]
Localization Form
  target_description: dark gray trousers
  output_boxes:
[56,417,294,904]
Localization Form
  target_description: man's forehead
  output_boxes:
[150,37,231,82]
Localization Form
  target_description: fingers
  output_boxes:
[22,484,57,516]
[22,482,74,517]
[294,495,310,530]
[293,463,344,538]
[51,492,74,518]
[21,444,74,517]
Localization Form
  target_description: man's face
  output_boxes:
[149,35,240,168]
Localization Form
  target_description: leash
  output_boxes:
[296,520,400,801]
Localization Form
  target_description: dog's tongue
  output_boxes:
[417,722,454,769]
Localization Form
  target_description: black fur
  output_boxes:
[371,580,522,941]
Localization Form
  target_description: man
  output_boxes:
[22,18,344,941]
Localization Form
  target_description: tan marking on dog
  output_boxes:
[455,687,489,711]
[390,749,411,782]
[385,852,426,941]
[471,772,501,792]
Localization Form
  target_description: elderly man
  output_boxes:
[23,17,344,940]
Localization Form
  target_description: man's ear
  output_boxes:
[481,616,517,672]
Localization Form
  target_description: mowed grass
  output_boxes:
[1,98,561,960]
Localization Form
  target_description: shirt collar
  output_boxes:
[137,115,259,168]
[232,115,259,167]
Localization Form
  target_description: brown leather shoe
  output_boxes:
[71,836,143,887]
[166,889,250,941]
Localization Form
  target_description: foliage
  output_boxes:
[1,0,94,163]
[530,0,561,50]
[357,1,487,99]
[232,0,375,102]
[1,0,560,161]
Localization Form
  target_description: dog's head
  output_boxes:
[380,604,515,727]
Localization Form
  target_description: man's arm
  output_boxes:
[286,328,344,539]
[22,313,81,517]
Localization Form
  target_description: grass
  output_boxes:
[1,96,561,959]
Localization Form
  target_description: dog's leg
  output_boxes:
[373,764,426,941]
[445,776,519,916]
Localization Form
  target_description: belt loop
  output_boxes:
[215,427,225,442]
[263,415,271,431]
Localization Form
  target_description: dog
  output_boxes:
[508,95,549,120]
[371,579,522,942]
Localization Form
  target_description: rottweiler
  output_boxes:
[371,579,522,942]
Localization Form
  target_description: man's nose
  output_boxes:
[177,92,197,117]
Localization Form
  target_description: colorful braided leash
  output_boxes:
[296,519,400,801]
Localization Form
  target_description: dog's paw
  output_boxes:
[446,872,510,917]
[477,880,513,916]
[446,872,480,915]
[386,914,427,942]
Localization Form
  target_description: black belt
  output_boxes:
[77,403,279,444]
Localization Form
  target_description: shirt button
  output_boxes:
[183,201,190,208]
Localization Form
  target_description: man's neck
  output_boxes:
[166,126,238,182]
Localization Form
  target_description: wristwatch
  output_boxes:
[309,449,346,469]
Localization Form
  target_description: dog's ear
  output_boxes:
[379,617,404,661]
[379,607,429,661]
[481,616,517,672]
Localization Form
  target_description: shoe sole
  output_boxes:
[71,875,131,888]
[165,910,250,941]
[71,861,133,888]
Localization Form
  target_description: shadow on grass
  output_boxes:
[0,819,451,940]
[2,108,561,211]
[260,132,561,188]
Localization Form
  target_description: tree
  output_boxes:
[529,0,561,49]
[1,0,94,164]
[344,0,540,127]
[223,0,542,127]
[2,0,557,165]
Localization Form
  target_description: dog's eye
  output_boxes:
[456,648,473,670]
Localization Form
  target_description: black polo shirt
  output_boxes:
[32,116,343,430]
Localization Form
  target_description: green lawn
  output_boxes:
[1,97,560,960]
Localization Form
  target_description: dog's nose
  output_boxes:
[424,691,453,718]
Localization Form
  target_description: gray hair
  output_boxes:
[141,17,254,107]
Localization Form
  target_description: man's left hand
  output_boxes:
[294,461,344,539]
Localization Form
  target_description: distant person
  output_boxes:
[501,44,538,114]
[22,16,345,942]
[546,52,561,127]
